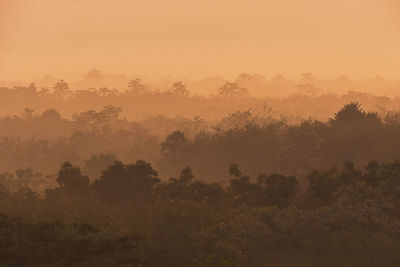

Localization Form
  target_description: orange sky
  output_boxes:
[1,0,400,81]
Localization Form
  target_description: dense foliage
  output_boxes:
[3,102,400,183]
[2,103,400,265]
[2,156,400,266]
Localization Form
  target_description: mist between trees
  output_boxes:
[3,83,400,265]
[1,99,400,189]
[1,73,399,121]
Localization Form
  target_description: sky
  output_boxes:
[1,0,400,81]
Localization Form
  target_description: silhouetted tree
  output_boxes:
[52,79,71,99]
[83,69,104,83]
[257,173,298,207]
[170,82,190,97]
[161,130,188,157]
[128,78,148,95]
[179,167,194,184]
[57,162,89,189]
[218,82,249,97]
[229,163,241,177]
[92,160,160,203]
[330,102,380,126]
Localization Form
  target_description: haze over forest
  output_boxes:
[3,1,400,266]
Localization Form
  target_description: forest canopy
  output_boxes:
[2,87,400,265]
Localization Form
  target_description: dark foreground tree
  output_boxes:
[92,160,160,203]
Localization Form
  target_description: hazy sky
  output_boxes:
[1,0,400,81]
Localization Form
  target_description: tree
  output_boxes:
[21,108,35,119]
[330,102,380,126]
[364,161,380,186]
[128,78,148,95]
[161,130,188,157]
[170,82,190,97]
[55,162,89,192]
[307,168,340,206]
[92,160,160,203]
[40,109,62,121]
[98,105,122,122]
[229,163,241,177]
[219,110,253,130]
[257,173,298,207]
[82,69,104,83]
[179,167,194,184]
[72,105,122,130]
[52,79,71,99]
[27,83,37,95]
[218,82,249,98]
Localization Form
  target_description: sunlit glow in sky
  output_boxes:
[1,0,400,80]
